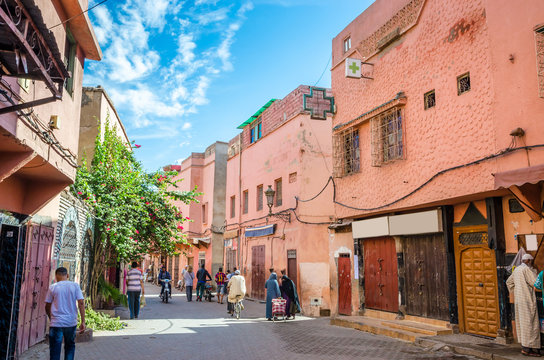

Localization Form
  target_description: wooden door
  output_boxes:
[18,224,54,354]
[1,224,21,360]
[174,255,180,284]
[364,237,399,313]
[251,245,265,300]
[226,249,237,272]
[454,225,499,338]
[287,249,298,289]
[404,234,449,320]
[338,254,352,315]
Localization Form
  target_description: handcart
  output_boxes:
[272,298,287,322]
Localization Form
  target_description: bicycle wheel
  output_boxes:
[235,303,241,319]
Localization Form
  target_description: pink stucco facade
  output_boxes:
[165,142,228,285]
[332,0,544,219]
[330,0,544,337]
[225,85,334,316]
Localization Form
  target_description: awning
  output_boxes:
[223,229,239,239]
[237,99,277,129]
[494,164,544,189]
[245,224,276,238]
[192,237,211,245]
[495,165,544,222]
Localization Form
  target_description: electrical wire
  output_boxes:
[48,0,110,30]
[314,54,332,87]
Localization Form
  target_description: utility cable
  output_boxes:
[314,54,332,87]
[49,0,110,30]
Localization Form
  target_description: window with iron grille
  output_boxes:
[457,72,471,95]
[536,26,544,98]
[275,178,282,207]
[243,190,248,214]
[424,90,435,110]
[371,108,404,166]
[230,196,235,218]
[333,128,360,177]
[256,185,263,211]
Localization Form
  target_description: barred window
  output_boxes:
[371,108,404,167]
[243,190,248,214]
[256,185,263,211]
[333,128,360,177]
[275,178,282,207]
[457,73,471,95]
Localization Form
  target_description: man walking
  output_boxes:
[126,261,145,319]
[507,254,540,356]
[45,267,85,360]
[215,267,227,304]
[196,264,212,301]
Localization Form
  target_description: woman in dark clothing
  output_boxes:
[280,274,301,319]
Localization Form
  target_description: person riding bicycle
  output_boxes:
[196,264,212,302]
[227,270,246,315]
[158,265,171,298]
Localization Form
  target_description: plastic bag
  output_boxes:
[507,247,527,275]
[140,295,146,308]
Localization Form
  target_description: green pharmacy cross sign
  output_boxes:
[303,87,335,120]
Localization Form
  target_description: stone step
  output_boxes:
[380,320,453,336]
[363,308,451,328]
[331,316,423,343]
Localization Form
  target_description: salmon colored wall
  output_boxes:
[330,0,544,220]
[503,195,544,254]
[225,102,333,314]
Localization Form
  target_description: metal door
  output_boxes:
[338,254,352,315]
[1,224,22,360]
[364,237,399,313]
[454,225,499,337]
[251,245,265,300]
[18,223,54,354]
[287,249,298,290]
[404,234,449,320]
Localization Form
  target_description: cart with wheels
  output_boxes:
[272,298,287,322]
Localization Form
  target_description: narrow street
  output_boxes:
[21,284,475,360]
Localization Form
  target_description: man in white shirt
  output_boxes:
[45,267,85,360]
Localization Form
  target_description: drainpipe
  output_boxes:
[238,135,243,273]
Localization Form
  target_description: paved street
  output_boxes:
[20,284,477,360]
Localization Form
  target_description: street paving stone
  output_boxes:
[21,284,477,360]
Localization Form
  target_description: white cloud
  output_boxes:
[177,33,197,64]
[182,122,192,130]
[190,76,210,106]
[197,7,230,25]
[93,6,113,45]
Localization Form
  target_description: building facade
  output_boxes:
[225,85,335,316]
[0,0,101,356]
[163,142,228,286]
[330,0,544,341]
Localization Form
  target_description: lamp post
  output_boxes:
[264,185,275,215]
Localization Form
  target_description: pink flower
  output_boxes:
[135,230,139,234]
[129,237,133,240]
[134,144,141,148]
[141,197,145,200]
[145,202,149,205]
[77,192,82,195]
[106,227,110,231]
[177,225,184,230]
[186,217,190,220]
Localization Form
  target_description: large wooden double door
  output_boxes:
[403,234,449,320]
[454,225,499,338]
[251,245,265,300]
[364,237,399,313]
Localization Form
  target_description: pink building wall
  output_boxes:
[331,0,544,221]
[225,85,334,315]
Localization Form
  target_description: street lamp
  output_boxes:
[265,185,275,215]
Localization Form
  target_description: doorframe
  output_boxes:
[453,224,499,336]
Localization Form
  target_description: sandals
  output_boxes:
[521,349,541,357]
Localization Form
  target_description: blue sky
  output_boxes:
[84,0,372,170]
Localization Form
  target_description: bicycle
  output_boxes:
[234,300,243,320]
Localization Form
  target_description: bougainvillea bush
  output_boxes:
[73,122,199,303]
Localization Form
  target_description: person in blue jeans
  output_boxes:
[195,263,212,301]
[45,267,85,360]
